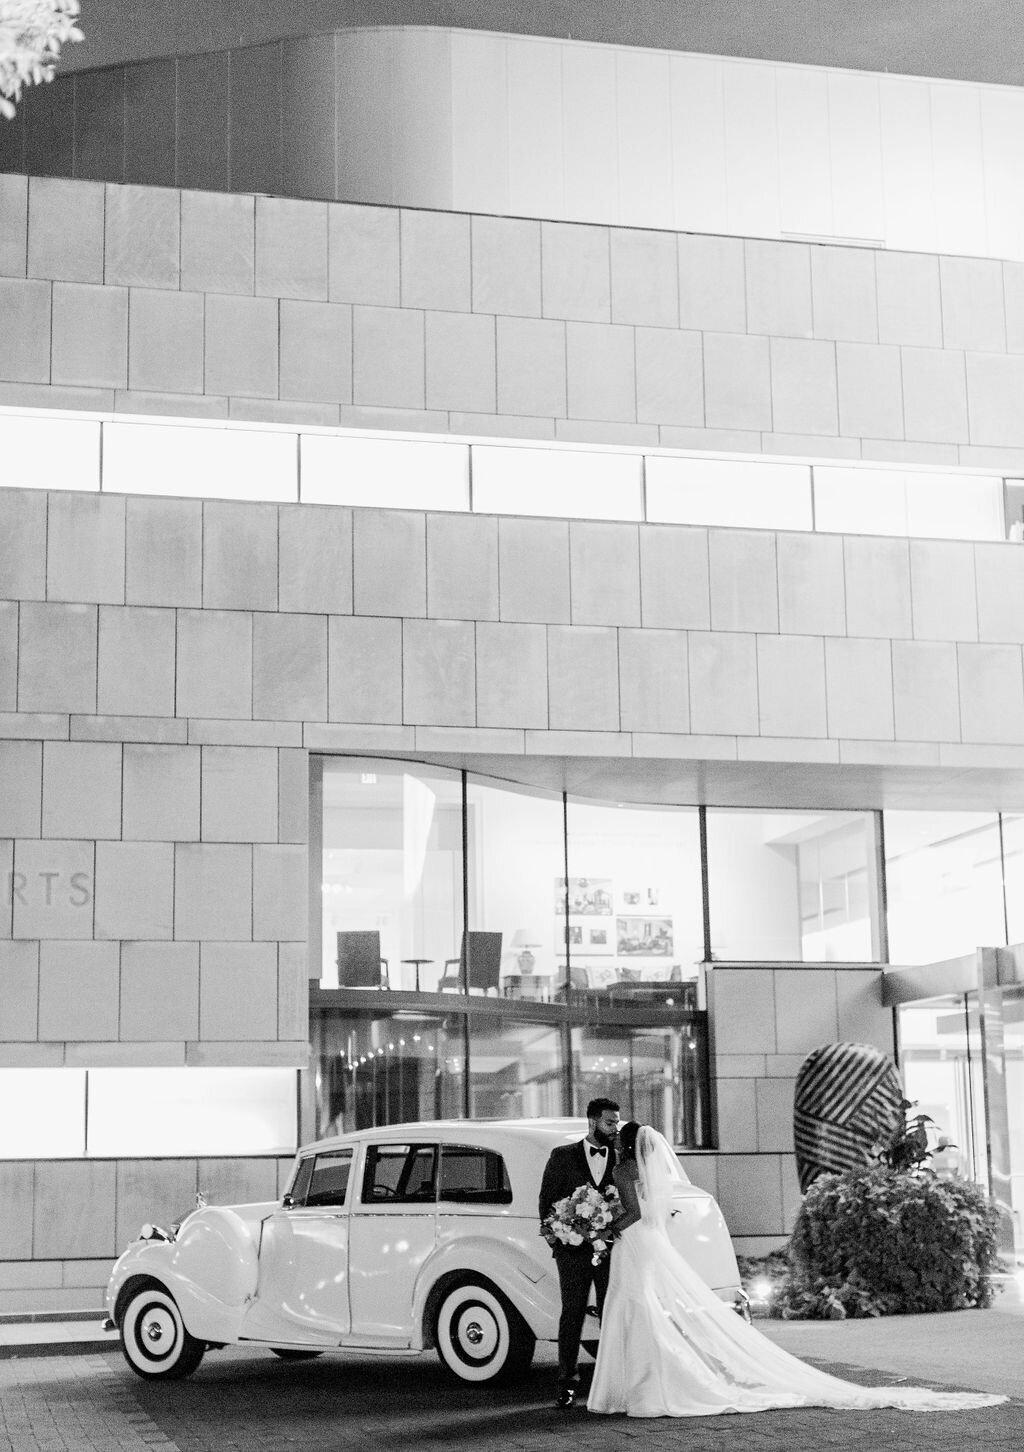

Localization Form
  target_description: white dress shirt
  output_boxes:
[586,1141,609,1185]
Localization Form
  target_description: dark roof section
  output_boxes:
[57,1,1024,89]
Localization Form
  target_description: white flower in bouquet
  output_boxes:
[544,1182,623,1265]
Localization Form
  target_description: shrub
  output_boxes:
[774,1166,1002,1319]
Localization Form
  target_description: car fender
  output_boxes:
[668,1190,743,1295]
[108,1206,269,1345]
[415,1229,560,1344]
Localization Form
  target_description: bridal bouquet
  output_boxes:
[544,1183,621,1265]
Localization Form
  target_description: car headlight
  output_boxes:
[138,1223,174,1243]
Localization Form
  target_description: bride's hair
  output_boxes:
[617,1120,642,1160]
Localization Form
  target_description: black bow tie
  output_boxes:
[589,1145,607,1157]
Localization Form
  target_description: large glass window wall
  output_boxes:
[883,811,1006,964]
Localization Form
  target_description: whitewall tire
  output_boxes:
[434,1280,535,1384]
[120,1284,205,1381]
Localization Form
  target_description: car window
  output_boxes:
[361,1143,437,1204]
[438,1145,513,1205]
[286,1155,314,1205]
[289,1149,353,1208]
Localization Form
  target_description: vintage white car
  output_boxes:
[104,1117,746,1385]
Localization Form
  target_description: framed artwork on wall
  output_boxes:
[617,916,674,956]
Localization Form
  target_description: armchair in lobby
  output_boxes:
[336,930,390,989]
[437,931,503,995]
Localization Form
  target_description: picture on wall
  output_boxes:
[564,924,583,946]
[587,926,613,955]
[617,917,674,956]
[554,878,614,915]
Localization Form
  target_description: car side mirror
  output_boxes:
[282,1193,295,1208]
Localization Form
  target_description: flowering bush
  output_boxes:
[774,1166,1002,1319]
[544,1183,621,1266]
[0,0,83,120]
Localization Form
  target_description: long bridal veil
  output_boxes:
[588,1124,1006,1419]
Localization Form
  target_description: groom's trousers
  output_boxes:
[553,1246,611,1384]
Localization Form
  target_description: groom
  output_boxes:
[538,1097,621,1409]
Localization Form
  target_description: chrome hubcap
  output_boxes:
[465,1322,484,1345]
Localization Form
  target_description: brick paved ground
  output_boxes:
[0,1342,1020,1452]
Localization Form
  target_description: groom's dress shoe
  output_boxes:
[556,1385,578,1409]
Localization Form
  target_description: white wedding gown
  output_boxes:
[588,1131,1006,1420]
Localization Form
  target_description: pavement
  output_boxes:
[2,1291,1024,1451]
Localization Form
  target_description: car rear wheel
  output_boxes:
[270,1348,326,1361]
[435,1280,535,1384]
[120,1284,205,1381]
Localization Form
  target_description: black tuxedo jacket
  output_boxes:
[538,1139,617,1228]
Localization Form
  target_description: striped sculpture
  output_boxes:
[793,1041,904,1193]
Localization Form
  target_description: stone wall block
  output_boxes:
[939,255,1006,353]
[104,184,180,289]
[18,602,97,714]
[46,494,126,607]
[497,517,571,625]
[253,844,307,941]
[618,628,689,733]
[0,173,27,277]
[400,209,471,312]
[565,321,636,422]
[0,940,39,1040]
[496,315,567,418]
[876,251,942,347]
[0,740,42,837]
[38,940,119,1040]
[844,535,912,638]
[203,502,278,612]
[745,239,812,338]
[204,293,278,399]
[120,942,200,1041]
[471,214,541,317]
[810,245,878,343]
[677,233,746,333]
[328,202,399,305]
[115,1161,197,1252]
[900,346,969,444]
[255,196,328,300]
[27,178,104,283]
[175,610,252,720]
[402,618,476,726]
[757,635,827,737]
[0,277,51,383]
[34,1162,116,1259]
[475,621,548,729]
[125,497,203,608]
[769,337,838,436]
[279,505,352,615]
[253,613,327,721]
[547,625,619,731]
[709,530,780,634]
[427,513,499,621]
[540,221,610,322]
[910,539,978,641]
[352,510,425,618]
[425,310,496,413]
[703,332,772,431]
[837,342,904,439]
[688,631,758,736]
[280,299,352,403]
[352,304,424,409]
[328,615,403,724]
[957,643,1024,745]
[0,490,46,600]
[174,843,252,941]
[635,327,703,427]
[707,969,776,1055]
[51,282,128,388]
[199,942,278,1040]
[11,839,94,940]
[201,746,278,843]
[97,605,176,717]
[180,190,254,294]
[639,525,710,630]
[128,288,205,394]
[123,743,200,841]
[610,228,678,327]
[569,521,641,626]
[892,640,961,742]
[278,942,309,1035]
[776,531,846,636]
[41,741,122,840]
[825,637,895,739]
[94,841,174,940]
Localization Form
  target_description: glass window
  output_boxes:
[362,1143,437,1203]
[706,808,879,962]
[287,1155,315,1205]
[300,1149,354,1208]
[86,1068,297,1156]
[468,1016,564,1118]
[565,799,703,994]
[0,1069,86,1158]
[300,434,469,511]
[465,777,565,1002]
[884,811,1005,964]
[470,443,643,521]
[314,1009,466,1136]
[571,1021,711,1149]
[438,1145,512,1204]
[898,999,987,1185]
[645,455,812,531]
[999,815,1024,946]
[321,759,464,991]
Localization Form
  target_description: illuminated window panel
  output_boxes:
[0,1069,86,1158]
[300,433,470,510]
[102,419,299,502]
[0,410,100,492]
[85,1068,298,1157]
[645,454,813,531]
[471,443,643,521]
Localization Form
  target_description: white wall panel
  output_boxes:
[776,68,832,239]
[669,54,727,234]
[616,48,674,230]
[103,421,298,502]
[471,443,643,520]
[904,471,1004,541]
[981,88,1024,264]
[879,77,935,252]
[391,27,453,211]
[335,27,395,204]
[829,72,884,244]
[451,30,509,218]
[562,38,620,225]
[300,433,469,511]
[931,82,988,258]
[507,37,565,224]
[0,412,100,491]
[723,60,781,239]
[646,455,812,531]
[814,465,910,535]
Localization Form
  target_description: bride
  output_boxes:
[587,1121,1006,1419]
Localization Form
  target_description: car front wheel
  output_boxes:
[120,1284,205,1381]
[434,1280,535,1384]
